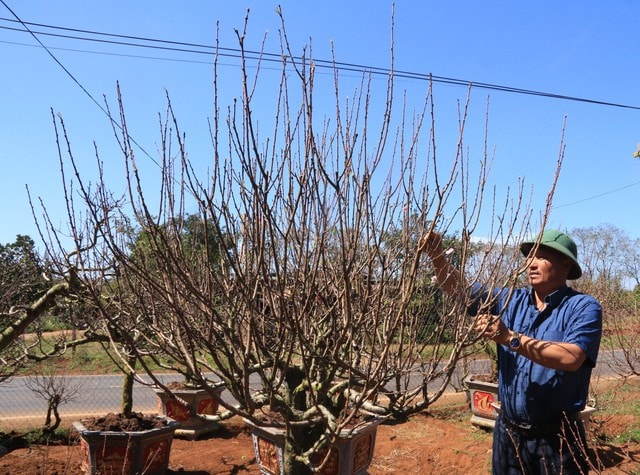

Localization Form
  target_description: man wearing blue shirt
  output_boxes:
[420,229,602,474]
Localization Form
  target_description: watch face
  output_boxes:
[509,336,520,349]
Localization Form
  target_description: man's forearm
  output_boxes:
[419,231,464,296]
[502,332,587,371]
[429,252,461,296]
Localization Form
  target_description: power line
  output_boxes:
[553,180,640,209]
[0,39,216,65]
[0,4,159,166]
[2,16,640,111]
[1,5,639,211]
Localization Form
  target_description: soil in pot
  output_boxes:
[74,413,178,475]
[80,412,168,432]
[165,381,202,390]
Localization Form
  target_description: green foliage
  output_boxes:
[380,223,466,345]
[409,282,448,343]
[0,235,48,313]
[593,382,640,445]
[0,427,75,454]
[411,233,466,344]
[66,346,116,374]
[35,316,73,332]
[129,213,232,275]
[27,426,73,444]
[600,384,640,416]
[16,341,181,376]
[617,426,640,444]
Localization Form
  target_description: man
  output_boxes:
[420,229,602,474]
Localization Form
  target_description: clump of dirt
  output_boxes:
[0,431,29,451]
[79,412,167,432]
[165,380,196,390]
[467,373,497,383]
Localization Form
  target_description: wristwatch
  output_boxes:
[508,331,521,351]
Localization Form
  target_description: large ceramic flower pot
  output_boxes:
[464,375,500,429]
[73,416,179,475]
[154,384,224,439]
[464,376,596,431]
[244,417,382,475]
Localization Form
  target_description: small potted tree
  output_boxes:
[72,354,180,475]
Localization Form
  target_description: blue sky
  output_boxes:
[1,1,639,249]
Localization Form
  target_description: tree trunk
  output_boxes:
[121,355,137,417]
[43,395,61,434]
[283,440,311,475]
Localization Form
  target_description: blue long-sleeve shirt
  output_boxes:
[471,284,602,425]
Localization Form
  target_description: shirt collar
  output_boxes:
[528,284,570,310]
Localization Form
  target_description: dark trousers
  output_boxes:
[492,415,590,474]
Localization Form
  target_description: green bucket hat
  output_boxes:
[519,229,582,280]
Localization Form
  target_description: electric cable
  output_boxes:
[0,6,159,166]
[1,16,640,111]
[1,4,639,210]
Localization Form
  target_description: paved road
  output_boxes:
[0,350,626,429]
[0,366,479,429]
[0,374,165,427]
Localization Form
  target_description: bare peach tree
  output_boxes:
[37,14,560,474]
[571,224,640,378]
[25,370,83,433]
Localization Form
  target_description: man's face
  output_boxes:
[525,246,571,292]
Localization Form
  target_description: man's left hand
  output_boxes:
[475,314,508,344]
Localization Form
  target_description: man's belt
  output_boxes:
[501,413,581,438]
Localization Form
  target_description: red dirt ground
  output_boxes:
[1,393,639,474]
